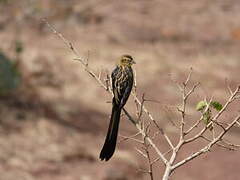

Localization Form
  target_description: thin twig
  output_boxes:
[200,136,235,151]
[45,20,240,180]
[185,86,240,144]
[221,139,240,149]
[132,93,174,150]
[145,147,154,180]
[185,97,213,135]
[135,147,148,158]
[172,114,240,170]
[119,132,143,144]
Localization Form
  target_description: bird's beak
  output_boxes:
[132,60,136,64]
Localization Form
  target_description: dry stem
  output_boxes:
[44,19,240,180]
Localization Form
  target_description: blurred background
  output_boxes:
[0,0,240,179]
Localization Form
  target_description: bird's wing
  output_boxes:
[119,78,133,108]
[111,66,120,104]
[111,66,133,108]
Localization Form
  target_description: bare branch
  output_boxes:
[225,78,233,95]
[132,93,174,151]
[163,149,173,156]
[42,19,82,62]
[185,86,240,144]
[200,136,235,151]
[145,147,154,180]
[119,132,143,144]
[135,147,148,158]
[183,67,193,86]
[105,73,110,92]
[221,139,240,150]
[42,18,109,92]
[185,97,213,135]
[236,120,240,127]
[151,157,161,164]
[138,93,145,122]
[122,108,168,165]
[45,19,240,180]
[172,114,240,170]
[178,69,200,141]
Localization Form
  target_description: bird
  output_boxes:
[99,55,136,161]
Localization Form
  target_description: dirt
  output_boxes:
[0,0,240,179]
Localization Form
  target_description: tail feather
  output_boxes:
[100,103,121,161]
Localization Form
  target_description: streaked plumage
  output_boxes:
[100,55,135,161]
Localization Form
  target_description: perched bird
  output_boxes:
[100,55,135,161]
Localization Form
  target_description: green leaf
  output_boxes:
[203,110,211,125]
[210,101,223,111]
[202,109,213,131]
[196,101,207,111]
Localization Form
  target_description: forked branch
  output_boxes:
[44,20,240,180]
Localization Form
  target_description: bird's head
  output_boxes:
[119,55,136,67]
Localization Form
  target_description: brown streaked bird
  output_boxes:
[100,55,135,161]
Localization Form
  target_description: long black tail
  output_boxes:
[100,103,121,161]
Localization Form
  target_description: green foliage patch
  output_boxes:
[0,51,21,95]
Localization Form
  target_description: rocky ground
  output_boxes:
[0,0,240,179]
